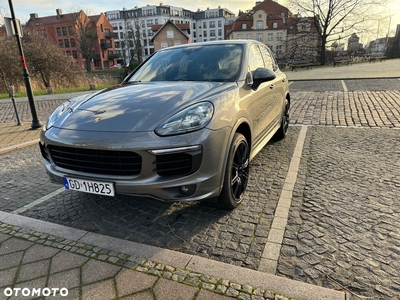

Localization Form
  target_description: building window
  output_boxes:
[58,40,64,47]
[64,39,70,47]
[203,22,207,29]
[242,23,247,29]
[218,20,222,27]
[161,43,168,49]
[246,34,252,40]
[277,32,283,41]
[268,33,273,41]
[276,45,282,54]
[237,34,243,39]
[70,38,75,47]
[167,30,174,38]
[68,26,74,35]
[62,27,67,36]
[257,33,263,41]
[57,28,62,36]
[210,21,215,28]
[256,20,263,29]
[273,22,278,29]
[174,42,181,46]
[72,50,78,58]
[218,29,222,36]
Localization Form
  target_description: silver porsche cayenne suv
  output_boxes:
[39,40,290,209]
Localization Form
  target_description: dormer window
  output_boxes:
[242,23,247,29]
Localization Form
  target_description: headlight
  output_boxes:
[46,101,71,129]
[155,102,214,136]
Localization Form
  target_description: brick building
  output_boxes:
[227,0,321,62]
[151,20,190,51]
[25,9,117,70]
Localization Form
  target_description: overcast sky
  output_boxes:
[1,0,399,42]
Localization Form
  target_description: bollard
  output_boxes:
[8,86,22,126]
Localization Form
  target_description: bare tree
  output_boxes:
[22,32,81,89]
[72,11,98,72]
[289,0,390,64]
[0,36,23,92]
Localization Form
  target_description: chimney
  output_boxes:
[56,8,62,19]
[30,13,38,20]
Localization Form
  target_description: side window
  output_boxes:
[248,44,264,73]
[259,45,278,71]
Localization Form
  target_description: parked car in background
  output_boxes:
[39,40,290,209]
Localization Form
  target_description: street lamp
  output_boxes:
[7,0,42,129]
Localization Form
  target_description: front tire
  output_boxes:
[275,99,290,140]
[218,133,250,209]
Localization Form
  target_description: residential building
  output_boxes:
[151,20,190,51]
[366,37,392,54]
[25,9,117,70]
[347,33,360,54]
[105,4,236,65]
[192,7,235,42]
[227,0,321,62]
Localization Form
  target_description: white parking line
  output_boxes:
[12,187,65,214]
[341,80,348,92]
[258,125,308,274]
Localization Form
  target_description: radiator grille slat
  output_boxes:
[48,145,142,176]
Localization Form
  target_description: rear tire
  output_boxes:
[218,133,250,209]
[275,99,290,140]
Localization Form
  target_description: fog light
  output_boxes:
[164,184,196,198]
[180,186,190,195]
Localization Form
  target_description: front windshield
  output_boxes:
[128,44,243,83]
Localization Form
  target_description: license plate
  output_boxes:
[63,177,115,197]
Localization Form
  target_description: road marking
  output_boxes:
[258,125,308,274]
[341,80,348,92]
[12,187,65,214]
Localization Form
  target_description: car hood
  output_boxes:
[52,81,235,132]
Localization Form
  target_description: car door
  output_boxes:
[246,43,279,145]
[259,44,285,127]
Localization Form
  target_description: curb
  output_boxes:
[0,139,39,155]
[0,211,345,300]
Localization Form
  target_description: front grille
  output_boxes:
[154,150,202,177]
[48,145,142,176]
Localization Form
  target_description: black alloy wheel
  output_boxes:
[218,133,250,209]
[275,99,290,140]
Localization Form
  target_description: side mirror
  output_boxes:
[252,67,276,91]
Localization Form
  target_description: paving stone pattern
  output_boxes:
[1,88,400,299]
[278,127,400,299]
[0,223,288,300]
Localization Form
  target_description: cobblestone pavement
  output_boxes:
[1,81,400,299]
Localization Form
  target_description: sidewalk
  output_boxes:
[0,211,344,300]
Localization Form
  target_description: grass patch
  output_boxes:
[0,84,116,100]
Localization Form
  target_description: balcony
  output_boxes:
[101,42,112,49]
[105,32,113,39]
[108,53,120,59]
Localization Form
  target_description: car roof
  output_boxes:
[157,40,258,52]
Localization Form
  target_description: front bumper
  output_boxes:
[39,126,231,202]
